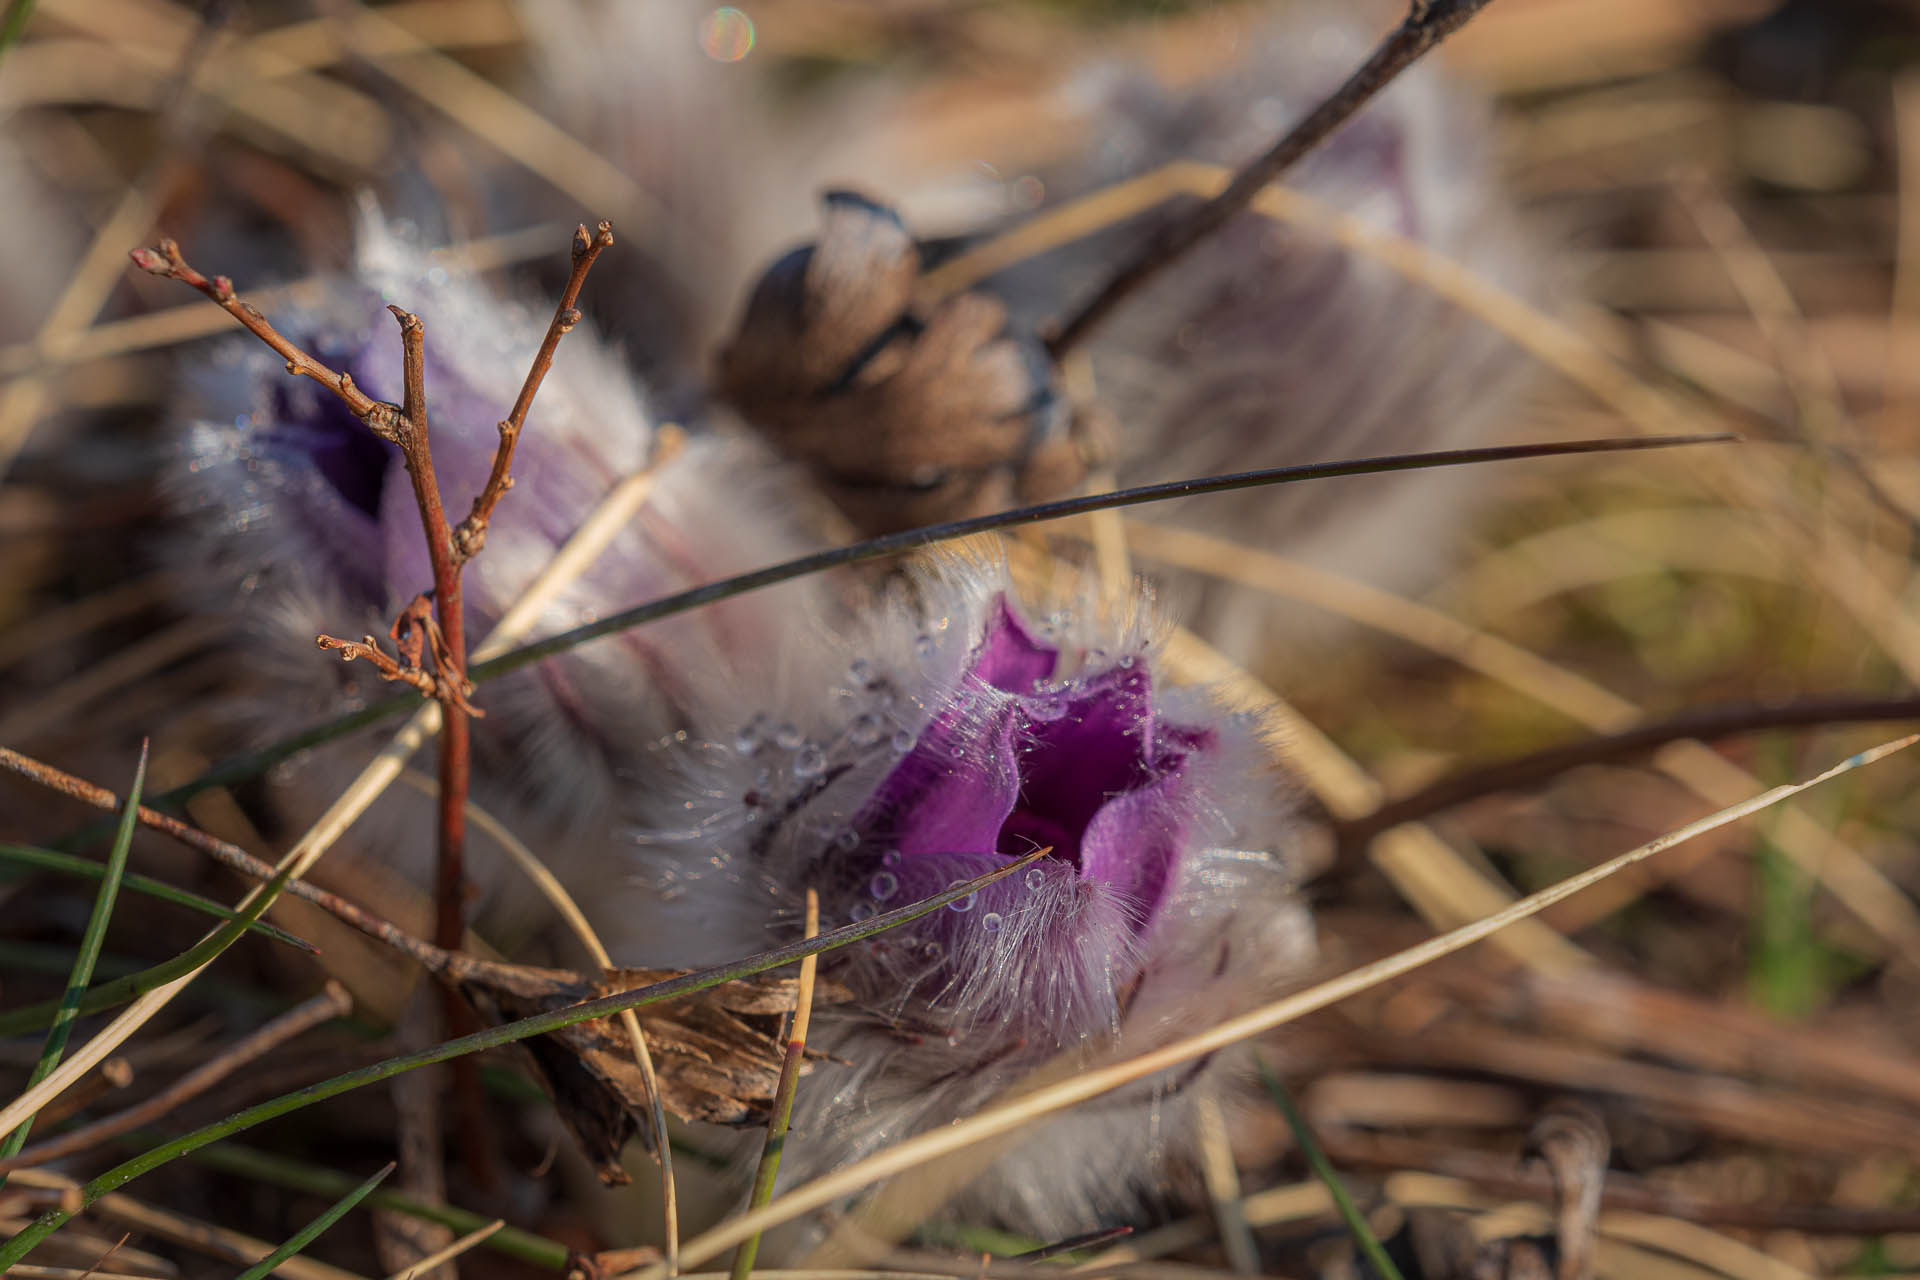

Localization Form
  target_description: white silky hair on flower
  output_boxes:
[964,7,1547,655]
[508,0,918,405]
[167,203,830,930]
[610,551,1316,1242]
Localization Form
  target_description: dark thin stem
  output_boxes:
[1332,690,1920,859]
[0,985,351,1173]
[1047,0,1495,357]
[454,221,614,565]
[474,435,1730,685]
[96,432,1734,836]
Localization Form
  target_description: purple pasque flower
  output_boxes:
[623,559,1313,1237]
[831,597,1217,1032]
[170,209,827,916]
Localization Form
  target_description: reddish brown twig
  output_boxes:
[1046,0,1494,358]
[453,221,615,565]
[129,224,615,1186]
[0,984,352,1173]
[313,634,438,698]
[129,239,403,439]
[314,595,478,715]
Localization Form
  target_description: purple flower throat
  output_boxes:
[841,599,1214,959]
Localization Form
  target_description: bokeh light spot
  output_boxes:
[699,7,755,62]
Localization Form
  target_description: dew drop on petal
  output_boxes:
[890,729,916,754]
[881,848,902,867]
[921,940,944,960]
[793,744,826,778]
[834,829,860,852]
[731,714,763,754]
[1025,868,1047,891]
[947,883,976,913]
[850,902,875,921]
[981,911,1003,933]
[869,871,899,900]
[848,712,884,747]
[773,722,804,750]
[849,658,875,687]
[914,632,937,659]
[1117,654,1135,668]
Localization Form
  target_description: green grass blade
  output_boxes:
[0,849,1048,1269]
[0,747,147,1178]
[233,1160,393,1280]
[0,0,35,65]
[0,843,313,952]
[187,1143,570,1271]
[0,852,303,1037]
[1255,1053,1405,1280]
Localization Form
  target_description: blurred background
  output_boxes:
[9,0,1920,1277]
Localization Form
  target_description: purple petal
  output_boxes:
[969,597,1058,693]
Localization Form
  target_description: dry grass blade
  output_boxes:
[631,735,1919,1278]
[1155,622,1588,973]
[1131,519,1920,959]
[380,1218,503,1280]
[0,983,351,1172]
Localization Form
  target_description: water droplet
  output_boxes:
[946,884,976,913]
[849,657,875,687]
[733,714,767,754]
[773,722,804,750]
[848,712,884,747]
[881,849,902,867]
[914,633,937,659]
[834,829,860,852]
[890,729,916,754]
[850,902,875,921]
[921,940,944,960]
[1025,868,1046,891]
[793,744,826,779]
[869,871,899,900]
[1117,654,1135,669]
[981,912,1003,933]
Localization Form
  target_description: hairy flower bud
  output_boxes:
[168,210,826,920]
[617,556,1314,1238]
